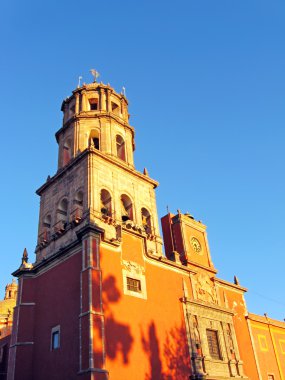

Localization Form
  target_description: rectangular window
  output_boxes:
[126,277,141,293]
[89,99,98,110]
[206,329,222,360]
[268,375,274,380]
[51,326,60,350]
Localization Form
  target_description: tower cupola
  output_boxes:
[56,81,134,169]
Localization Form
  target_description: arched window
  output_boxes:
[57,198,68,221]
[116,135,126,161]
[89,129,100,150]
[74,191,83,207]
[43,214,51,228]
[40,214,51,243]
[101,189,112,216]
[63,139,72,165]
[121,194,133,221]
[141,208,152,234]
[71,191,83,223]
[55,198,68,233]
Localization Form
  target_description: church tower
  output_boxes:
[36,76,162,262]
[8,74,162,380]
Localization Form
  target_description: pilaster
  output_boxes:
[78,226,108,380]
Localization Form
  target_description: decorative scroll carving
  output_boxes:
[193,273,218,304]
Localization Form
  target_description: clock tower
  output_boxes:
[161,210,216,274]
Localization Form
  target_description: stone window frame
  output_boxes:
[51,325,60,351]
[122,269,147,300]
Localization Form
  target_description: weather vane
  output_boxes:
[90,69,100,82]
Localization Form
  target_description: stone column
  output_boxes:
[106,89,112,112]
[100,88,106,111]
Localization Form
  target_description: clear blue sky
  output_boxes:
[1,0,284,320]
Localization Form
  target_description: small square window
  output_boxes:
[268,375,274,380]
[126,277,141,293]
[51,326,60,350]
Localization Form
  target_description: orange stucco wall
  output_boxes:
[248,315,285,380]
[100,231,192,379]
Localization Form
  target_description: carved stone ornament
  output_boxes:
[122,260,145,276]
[193,273,218,304]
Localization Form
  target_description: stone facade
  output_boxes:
[4,76,285,380]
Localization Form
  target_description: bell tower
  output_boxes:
[36,75,162,261]
[8,73,163,380]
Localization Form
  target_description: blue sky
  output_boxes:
[1,0,284,319]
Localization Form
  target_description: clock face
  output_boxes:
[190,237,202,254]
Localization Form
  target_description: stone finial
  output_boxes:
[143,167,149,176]
[22,248,28,265]
[20,248,33,270]
[234,275,240,285]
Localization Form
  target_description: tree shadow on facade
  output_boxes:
[163,324,191,379]
[141,321,191,380]
[141,321,164,380]
[99,275,133,365]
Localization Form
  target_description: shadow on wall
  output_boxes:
[141,321,191,380]
[93,275,134,364]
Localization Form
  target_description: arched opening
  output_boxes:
[63,139,72,165]
[40,214,51,243]
[43,214,51,228]
[111,101,120,115]
[89,129,100,150]
[74,191,83,206]
[71,190,83,223]
[141,208,152,234]
[89,98,99,111]
[121,194,133,221]
[101,189,112,216]
[55,198,68,233]
[116,135,126,161]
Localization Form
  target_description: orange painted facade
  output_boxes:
[3,77,285,380]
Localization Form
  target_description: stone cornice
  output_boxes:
[187,260,218,274]
[183,298,235,316]
[55,112,133,142]
[248,313,285,328]
[12,238,81,278]
[215,278,247,292]
[145,251,197,275]
[36,148,158,196]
